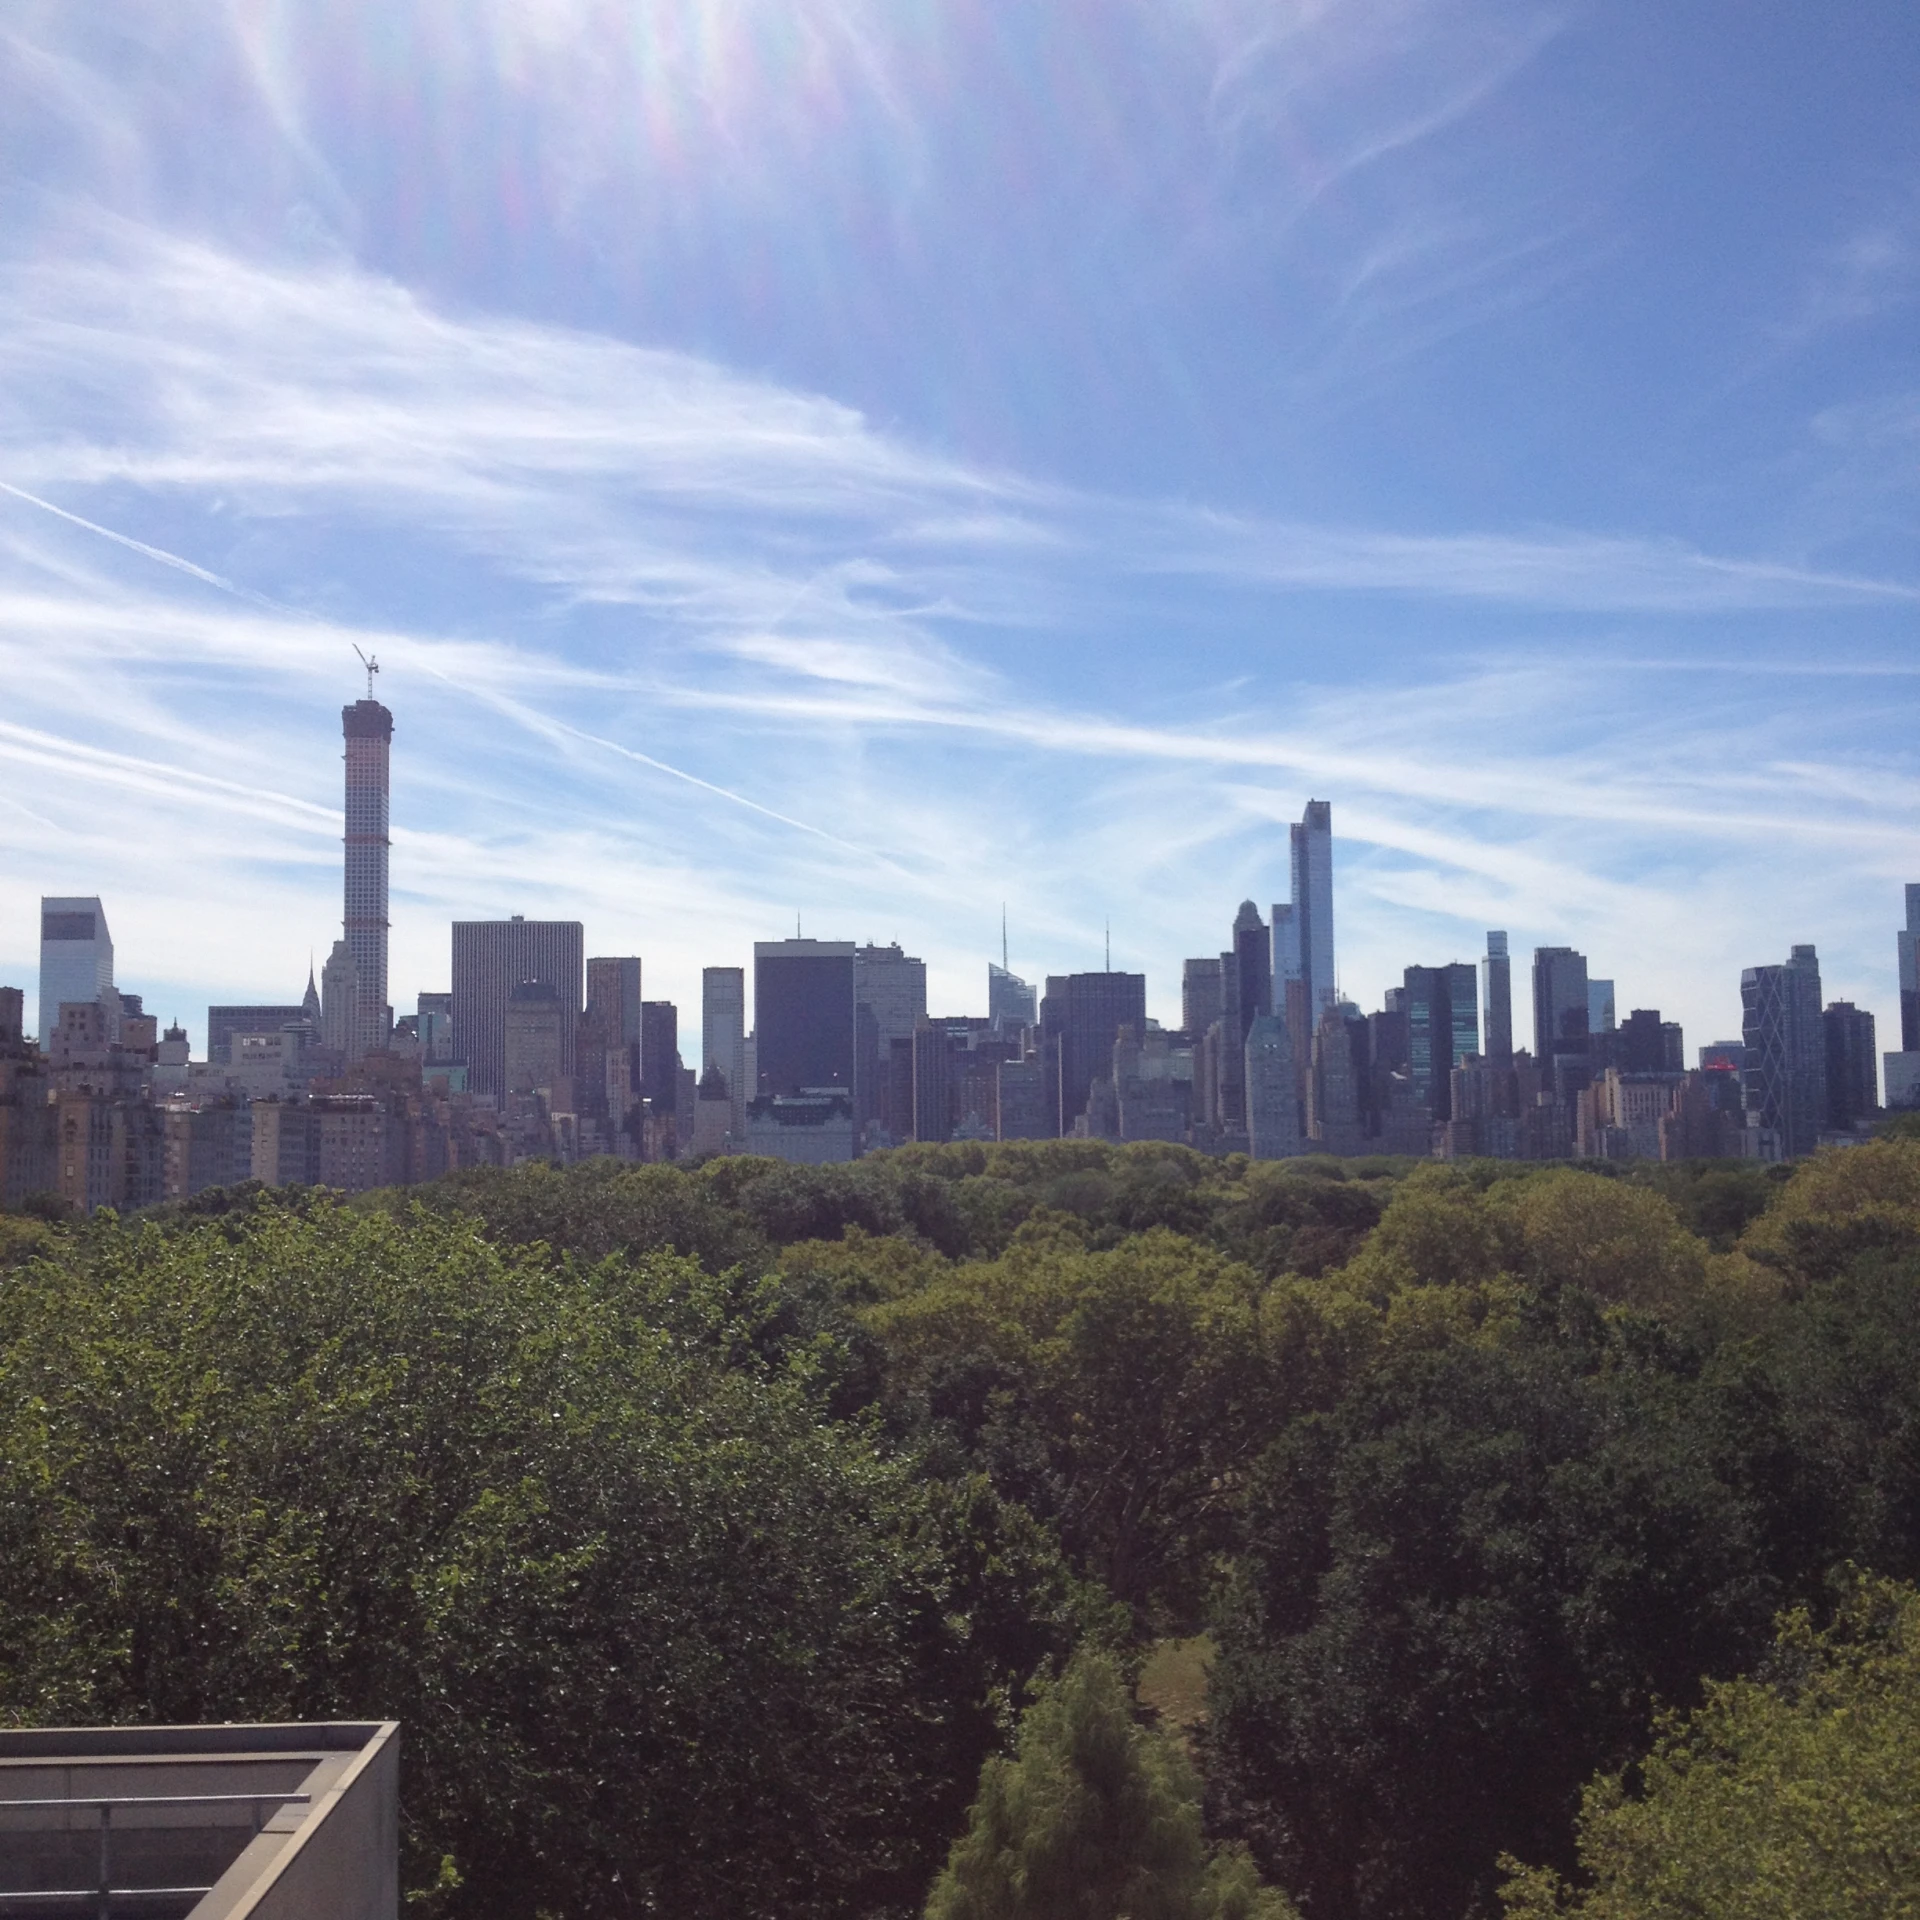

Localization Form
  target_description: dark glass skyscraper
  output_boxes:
[639,1000,681,1111]
[1533,946,1591,1096]
[341,697,393,1060]
[1823,1000,1877,1129]
[1404,963,1478,1119]
[1043,971,1148,1134]
[755,939,856,1096]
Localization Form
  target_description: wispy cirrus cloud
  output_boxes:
[0,221,1914,1057]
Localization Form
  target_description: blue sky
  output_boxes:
[2,0,1916,1063]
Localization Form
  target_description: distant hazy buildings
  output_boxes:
[1181,957,1224,1040]
[25,716,1920,1206]
[207,1002,307,1067]
[38,897,113,1047]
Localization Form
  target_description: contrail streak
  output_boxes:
[0,478,299,615]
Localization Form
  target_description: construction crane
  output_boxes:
[352,644,380,701]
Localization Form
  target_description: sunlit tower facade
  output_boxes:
[342,693,394,1060]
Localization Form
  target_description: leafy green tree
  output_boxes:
[1492,1170,1707,1312]
[927,1650,1294,1920]
[1205,1300,1781,1920]
[868,1224,1293,1625]
[0,1198,1081,1919]
[1500,1575,1920,1917]
[1733,1138,1920,1289]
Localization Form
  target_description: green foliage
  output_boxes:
[390,1156,769,1272]
[0,1199,1081,1919]
[867,1224,1296,1627]
[926,1651,1294,1920]
[1733,1139,1920,1288]
[14,1140,1919,1919]
[1205,1296,1779,1920]
[1500,1574,1920,1918]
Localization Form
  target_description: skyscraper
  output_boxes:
[586,958,643,1051]
[755,939,856,1097]
[451,917,585,1099]
[1900,885,1920,1052]
[1232,901,1272,1040]
[1043,971,1147,1135]
[1823,1001,1877,1130]
[1481,931,1513,1061]
[987,963,1037,1034]
[1614,1008,1684,1074]
[1245,1011,1302,1160]
[702,966,747,1140]
[639,1000,681,1112]
[1404,963,1478,1119]
[1742,944,1826,1159]
[1277,799,1335,1025]
[1587,979,1616,1036]
[38,897,112,1046]
[1533,946,1592,1097]
[853,943,925,1138]
[341,694,393,1060]
[319,940,359,1056]
[1181,957,1224,1039]
[1886,887,1920,1111]
[580,958,642,1126]
[504,981,566,1095]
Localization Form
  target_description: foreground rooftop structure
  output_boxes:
[0,1722,397,1919]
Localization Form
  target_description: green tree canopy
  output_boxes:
[0,1198,1080,1919]
[926,1650,1294,1920]
[1500,1574,1920,1918]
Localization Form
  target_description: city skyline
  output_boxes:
[7,669,1920,1074]
[1,4,1916,1069]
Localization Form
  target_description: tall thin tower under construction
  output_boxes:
[342,659,393,1059]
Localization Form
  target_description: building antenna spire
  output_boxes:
[352,643,380,701]
[1105,919,1111,971]
[1002,903,1009,972]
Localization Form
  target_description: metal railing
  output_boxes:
[0,1791,311,1919]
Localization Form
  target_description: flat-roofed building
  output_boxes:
[207,1005,308,1067]
[744,1088,856,1164]
[451,917,584,1100]
[0,1719,397,1920]
[38,897,113,1048]
[755,940,856,1100]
